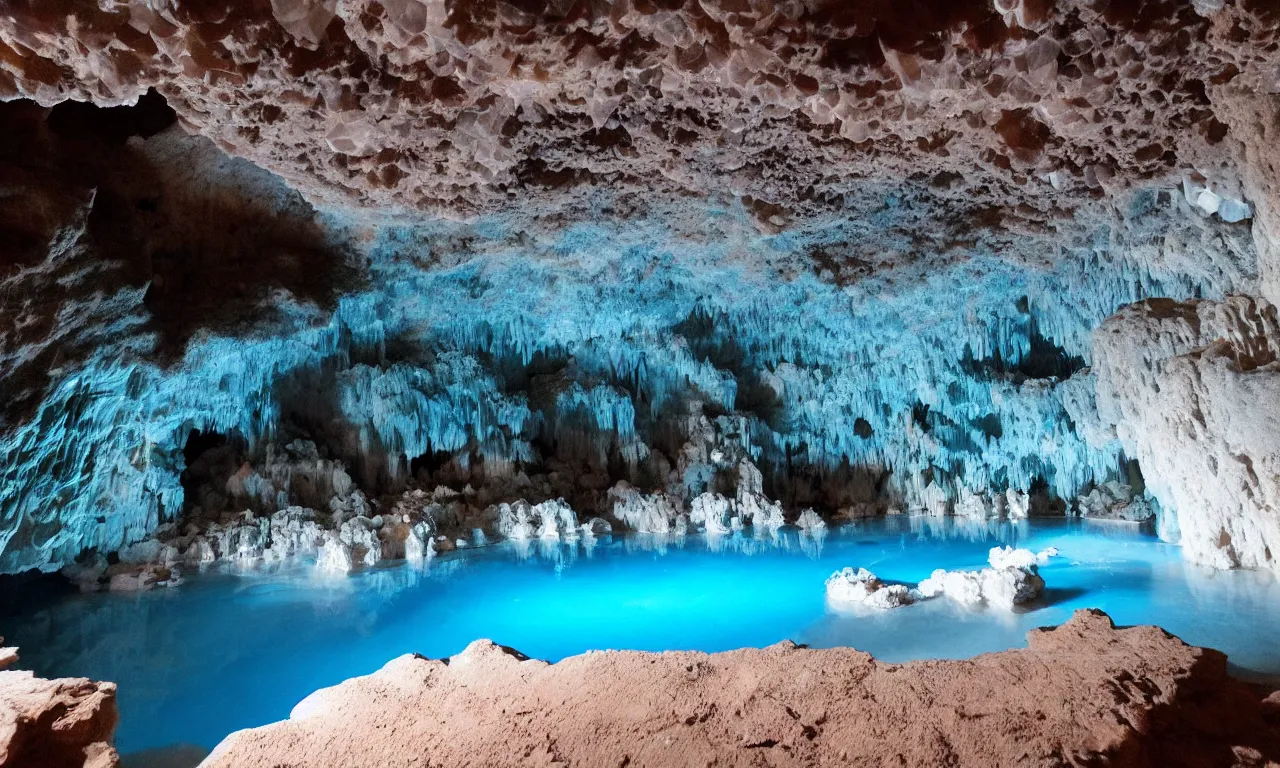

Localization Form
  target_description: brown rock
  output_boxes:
[0,0,1276,235]
[205,609,1280,768]
[0,669,120,768]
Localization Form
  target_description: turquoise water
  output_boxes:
[5,517,1280,763]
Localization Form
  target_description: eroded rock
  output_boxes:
[0,663,120,768]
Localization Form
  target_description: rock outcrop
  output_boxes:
[824,567,915,610]
[0,647,120,768]
[1092,295,1280,572]
[203,610,1280,768]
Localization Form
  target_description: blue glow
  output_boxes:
[5,518,1280,761]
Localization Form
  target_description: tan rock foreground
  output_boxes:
[206,610,1280,768]
[0,663,119,768]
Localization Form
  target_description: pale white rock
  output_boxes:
[1219,199,1252,223]
[581,517,613,537]
[737,492,785,529]
[1005,489,1031,520]
[316,533,354,573]
[1091,297,1280,572]
[674,514,690,536]
[987,546,1058,571]
[978,566,1046,609]
[532,499,578,540]
[917,566,1044,609]
[404,523,432,564]
[1074,482,1153,522]
[338,517,382,568]
[954,488,994,519]
[795,508,826,531]
[607,483,682,534]
[690,493,733,534]
[1182,175,1252,222]
[917,568,984,605]
[916,547,1053,609]
[919,481,951,517]
[825,567,914,610]
[496,500,536,540]
[737,459,765,497]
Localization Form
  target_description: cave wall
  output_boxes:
[1091,296,1280,571]
[0,0,1278,574]
[0,108,1261,574]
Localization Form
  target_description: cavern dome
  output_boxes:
[2,0,1280,765]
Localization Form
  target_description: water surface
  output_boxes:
[5,518,1280,762]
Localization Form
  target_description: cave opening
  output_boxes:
[46,88,176,145]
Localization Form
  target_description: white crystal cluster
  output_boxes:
[826,546,1058,612]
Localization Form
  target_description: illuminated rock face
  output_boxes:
[1092,296,1280,572]
[0,1,1278,575]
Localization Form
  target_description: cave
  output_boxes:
[2,1,1280,766]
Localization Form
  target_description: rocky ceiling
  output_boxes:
[1,0,1276,232]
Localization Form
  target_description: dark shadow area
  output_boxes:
[0,92,359,430]
[0,569,74,617]
[961,321,1086,384]
[1024,587,1089,610]
[121,745,210,768]
[672,307,788,431]
[46,88,176,144]
[1106,648,1280,764]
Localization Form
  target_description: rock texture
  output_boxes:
[0,650,120,768]
[1091,295,1280,571]
[0,0,1276,232]
[0,1,1278,576]
[204,610,1280,768]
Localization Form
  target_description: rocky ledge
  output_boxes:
[0,642,120,768]
[204,610,1280,768]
